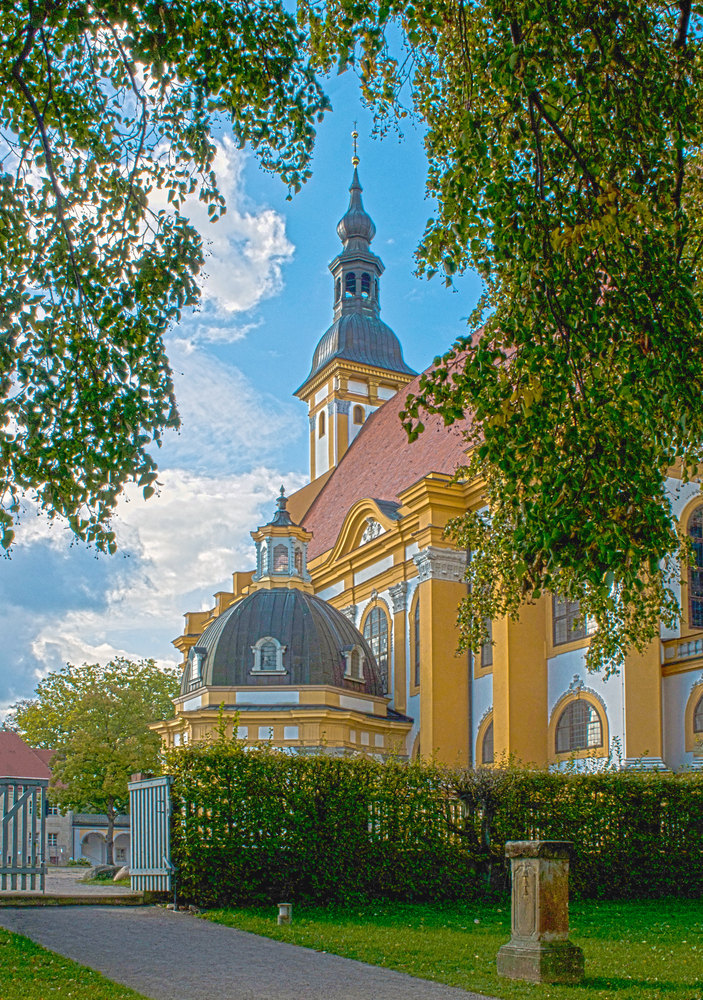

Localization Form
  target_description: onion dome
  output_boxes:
[181,587,383,696]
[337,167,376,245]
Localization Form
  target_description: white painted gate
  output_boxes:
[0,778,47,891]
[128,774,173,892]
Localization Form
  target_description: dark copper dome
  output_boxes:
[181,588,383,696]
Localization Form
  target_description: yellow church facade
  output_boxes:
[156,164,703,772]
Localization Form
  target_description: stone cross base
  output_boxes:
[496,840,584,984]
[497,940,584,984]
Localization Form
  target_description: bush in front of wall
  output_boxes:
[163,738,703,907]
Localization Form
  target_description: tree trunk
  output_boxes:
[106,798,115,866]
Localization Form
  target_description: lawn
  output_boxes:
[204,897,703,1000]
[0,928,148,1000]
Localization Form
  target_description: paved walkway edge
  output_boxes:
[0,893,145,907]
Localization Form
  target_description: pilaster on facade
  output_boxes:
[389,581,408,613]
[413,546,467,584]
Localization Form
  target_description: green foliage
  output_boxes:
[298,1,703,672]
[165,739,477,907]
[0,2,328,551]
[165,742,703,906]
[8,656,179,861]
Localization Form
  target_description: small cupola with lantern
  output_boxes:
[250,487,313,593]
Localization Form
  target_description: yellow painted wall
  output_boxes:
[419,576,470,765]
[623,637,663,761]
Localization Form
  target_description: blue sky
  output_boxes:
[0,71,481,719]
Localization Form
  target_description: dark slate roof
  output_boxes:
[181,587,383,696]
[337,167,376,244]
[302,312,417,386]
[302,362,471,560]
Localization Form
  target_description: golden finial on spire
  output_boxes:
[351,123,359,167]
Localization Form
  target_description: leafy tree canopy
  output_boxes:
[8,656,180,862]
[1,0,328,553]
[5,1,702,672]
[299,0,703,672]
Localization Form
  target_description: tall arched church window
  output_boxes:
[481,720,494,764]
[694,694,703,733]
[319,411,325,437]
[689,506,703,628]
[413,597,421,687]
[553,594,588,645]
[345,272,356,296]
[361,272,371,297]
[555,700,603,753]
[353,405,364,425]
[294,548,303,576]
[364,606,389,694]
[273,544,288,573]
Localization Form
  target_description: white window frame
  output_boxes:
[251,636,287,674]
[343,644,366,681]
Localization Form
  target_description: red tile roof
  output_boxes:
[303,366,471,560]
[0,732,53,780]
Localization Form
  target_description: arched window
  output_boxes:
[353,405,364,425]
[555,700,603,753]
[413,597,421,687]
[361,272,371,297]
[273,544,288,573]
[481,721,494,764]
[344,645,365,681]
[689,506,703,628]
[294,548,303,576]
[345,272,356,296]
[318,411,325,437]
[251,636,287,673]
[335,278,341,302]
[364,606,389,694]
[694,694,703,733]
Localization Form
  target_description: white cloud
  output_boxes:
[160,337,301,473]
[28,465,307,680]
[156,137,294,326]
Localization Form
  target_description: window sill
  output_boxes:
[249,669,287,676]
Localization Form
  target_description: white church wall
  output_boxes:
[547,647,625,757]
[471,672,493,763]
[662,669,702,771]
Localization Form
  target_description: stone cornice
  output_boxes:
[413,546,467,584]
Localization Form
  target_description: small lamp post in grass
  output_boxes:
[496,840,584,984]
[277,902,292,926]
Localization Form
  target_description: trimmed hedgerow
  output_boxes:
[163,739,703,906]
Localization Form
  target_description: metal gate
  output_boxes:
[128,774,173,892]
[0,778,47,891]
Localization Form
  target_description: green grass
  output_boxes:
[204,898,703,1000]
[81,875,131,887]
[0,928,148,1000]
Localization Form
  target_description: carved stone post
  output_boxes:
[496,841,584,984]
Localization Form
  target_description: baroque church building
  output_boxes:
[155,161,703,772]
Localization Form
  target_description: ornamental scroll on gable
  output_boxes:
[360,518,385,545]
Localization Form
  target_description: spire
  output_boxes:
[337,127,376,245]
[268,485,295,527]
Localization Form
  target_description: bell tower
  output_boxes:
[295,130,416,482]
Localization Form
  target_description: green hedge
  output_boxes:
[164,739,703,906]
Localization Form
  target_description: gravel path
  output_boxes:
[0,905,498,1000]
[0,866,134,897]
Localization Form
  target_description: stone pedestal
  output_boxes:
[496,840,584,984]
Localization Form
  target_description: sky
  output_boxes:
[0,70,482,721]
